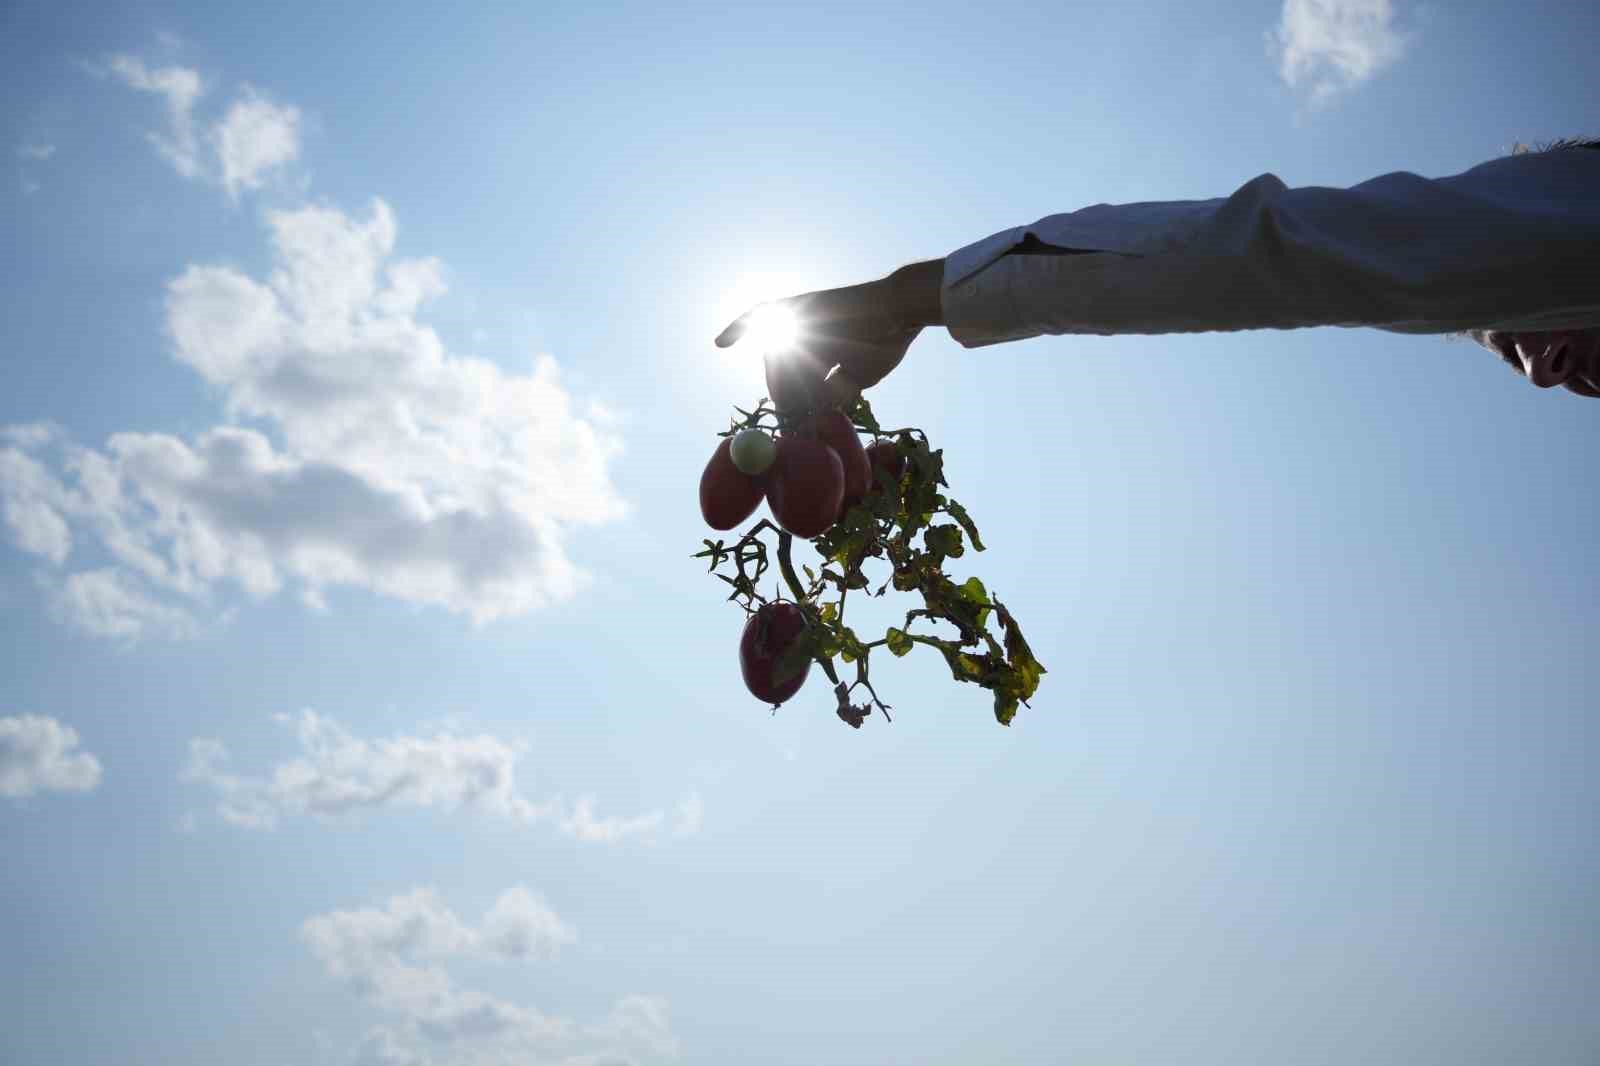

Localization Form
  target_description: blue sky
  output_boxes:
[3,2,1597,1064]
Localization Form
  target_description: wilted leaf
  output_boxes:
[996,600,1046,703]
[944,500,985,551]
[830,530,871,567]
[924,525,964,559]
[885,627,912,657]
[993,693,1019,726]
[851,397,881,434]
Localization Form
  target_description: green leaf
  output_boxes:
[892,568,919,592]
[996,600,1046,704]
[993,693,1019,726]
[958,575,992,629]
[924,524,964,559]
[839,626,865,663]
[819,602,838,624]
[829,530,870,567]
[885,627,912,657]
[851,397,881,433]
[944,500,986,551]
[870,482,901,519]
[803,565,816,584]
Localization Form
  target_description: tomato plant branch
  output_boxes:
[700,395,1045,727]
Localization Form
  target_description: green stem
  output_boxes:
[776,530,806,603]
[777,530,843,688]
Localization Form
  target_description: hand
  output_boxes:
[714,261,944,413]
[1477,329,1600,398]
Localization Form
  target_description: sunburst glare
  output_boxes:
[743,303,800,352]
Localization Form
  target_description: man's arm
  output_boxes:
[938,148,1600,347]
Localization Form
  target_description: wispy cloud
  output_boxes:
[303,887,676,1064]
[1268,0,1411,105]
[45,568,197,641]
[181,711,698,843]
[18,144,56,161]
[103,54,205,176]
[1,714,102,799]
[93,54,300,196]
[182,711,542,830]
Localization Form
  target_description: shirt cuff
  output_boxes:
[941,227,1026,349]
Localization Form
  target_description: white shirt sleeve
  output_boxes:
[941,149,1600,347]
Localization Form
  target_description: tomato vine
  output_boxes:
[694,397,1046,728]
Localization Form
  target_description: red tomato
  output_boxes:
[765,435,844,538]
[699,438,764,531]
[739,601,810,705]
[865,439,906,491]
[807,410,871,502]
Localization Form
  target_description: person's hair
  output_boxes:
[1456,136,1600,372]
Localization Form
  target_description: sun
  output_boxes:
[741,303,799,352]
[715,272,811,352]
[707,270,817,385]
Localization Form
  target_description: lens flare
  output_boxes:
[743,303,800,353]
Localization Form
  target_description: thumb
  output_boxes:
[822,368,861,408]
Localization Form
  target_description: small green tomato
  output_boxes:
[729,428,777,476]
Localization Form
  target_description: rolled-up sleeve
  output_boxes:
[941,149,1600,347]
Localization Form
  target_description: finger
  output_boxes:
[714,314,748,349]
[1562,374,1600,398]
[822,368,861,409]
[1516,339,1573,388]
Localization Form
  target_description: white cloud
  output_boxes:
[1,423,62,448]
[0,445,73,563]
[586,996,680,1062]
[97,55,298,198]
[0,196,625,632]
[482,885,577,960]
[0,714,103,799]
[180,737,280,828]
[18,144,56,161]
[558,797,666,844]
[46,568,197,641]
[104,54,205,177]
[180,711,696,845]
[1268,0,1410,104]
[351,1027,423,1066]
[212,87,300,199]
[302,887,569,1050]
[303,887,671,1065]
[183,710,540,829]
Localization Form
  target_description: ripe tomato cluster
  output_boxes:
[699,407,904,709]
[699,411,903,541]
[695,397,1045,727]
